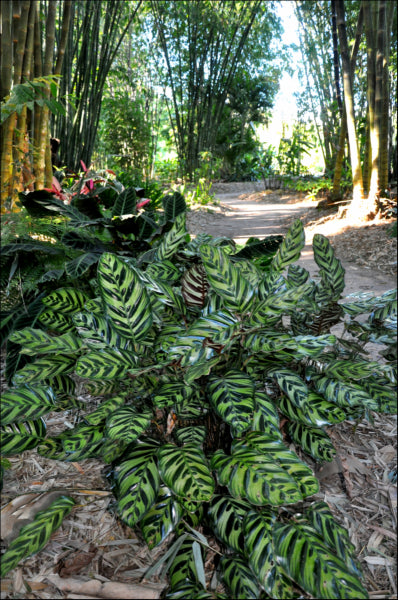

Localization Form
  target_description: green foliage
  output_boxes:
[1,76,65,124]
[2,215,396,597]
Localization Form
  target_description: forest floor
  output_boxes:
[1,183,397,600]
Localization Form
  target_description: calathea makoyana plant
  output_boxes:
[1,214,396,598]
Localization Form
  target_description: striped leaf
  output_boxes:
[183,356,221,384]
[235,432,319,498]
[1,385,56,425]
[145,260,181,284]
[42,287,89,314]
[168,335,215,367]
[98,253,153,342]
[111,186,136,217]
[262,283,316,314]
[220,554,260,599]
[208,495,252,553]
[75,348,137,380]
[139,485,184,549]
[162,190,187,221]
[113,444,160,526]
[83,380,118,396]
[233,259,262,286]
[252,391,282,439]
[100,438,129,464]
[168,537,199,589]
[175,426,206,447]
[362,379,397,413]
[270,219,305,273]
[181,263,209,307]
[287,422,336,462]
[286,264,310,288]
[153,382,197,408]
[312,234,345,300]
[145,276,187,316]
[199,244,255,312]
[155,212,187,261]
[61,424,104,458]
[324,359,381,381]
[38,309,74,333]
[243,509,277,582]
[1,419,46,456]
[9,328,82,355]
[12,355,75,385]
[277,392,346,427]
[84,395,127,425]
[65,252,100,279]
[106,406,152,442]
[84,297,103,314]
[73,312,133,350]
[207,370,255,435]
[165,581,214,599]
[186,310,238,344]
[211,448,303,506]
[268,368,309,409]
[306,501,362,577]
[0,496,75,577]
[272,521,368,598]
[313,376,379,410]
[158,443,215,504]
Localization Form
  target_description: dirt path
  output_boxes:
[186,183,397,298]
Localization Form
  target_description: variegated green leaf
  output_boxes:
[211,448,303,506]
[286,264,310,288]
[1,419,46,456]
[272,521,368,598]
[312,234,345,300]
[83,380,118,396]
[243,508,277,582]
[313,376,379,410]
[106,406,151,442]
[252,391,282,439]
[42,287,89,314]
[361,379,397,413]
[84,297,103,314]
[38,309,74,333]
[12,355,75,385]
[155,212,187,261]
[1,385,56,425]
[73,312,133,350]
[168,335,215,367]
[113,444,160,526]
[186,310,238,344]
[153,382,197,408]
[277,392,346,427]
[0,495,75,577]
[165,581,214,599]
[262,283,316,314]
[268,368,309,409]
[139,485,184,549]
[98,253,153,342]
[61,424,104,457]
[9,328,82,355]
[183,356,221,384]
[305,501,362,577]
[158,443,215,504]
[233,259,262,286]
[65,252,100,279]
[324,359,381,381]
[287,422,336,462]
[271,219,305,273]
[111,186,136,217]
[168,537,199,589]
[200,244,254,312]
[208,495,252,553]
[84,395,127,425]
[145,260,181,283]
[75,348,137,380]
[207,370,255,435]
[174,426,206,446]
[220,554,260,599]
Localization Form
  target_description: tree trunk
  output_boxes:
[379,1,395,192]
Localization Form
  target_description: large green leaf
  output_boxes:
[175,426,206,446]
[312,234,345,300]
[270,219,305,273]
[199,244,254,312]
[84,395,127,425]
[98,253,153,342]
[0,496,75,577]
[139,485,184,549]
[155,212,187,261]
[207,370,255,435]
[1,419,46,456]
[1,385,56,424]
[208,495,252,553]
[251,391,282,438]
[313,376,379,410]
[211,448,303,506]
[113,442,160,526]
[243,509,278,583]
[42,287,89,314]
[268,368,309,409]
[167,334,215,367]
[105,406,151,443]
[12,355,76,385]
[220,554,260,599]
[277,392,346,427]
[75,348,137,380]
[9,328,82,355]
[73,311,133,350]
[272,521,368,598]
[38,309,74,333]
[324,359,382,381]
[287,422,336,462]
[145,260,181,284]
[153,381,198,408]
[162,191,187,221]
[181,263,209,307]
[111,187,136,217]
[167,537,200,589]
[157,443,215,505]
[183,355,221,384]
[65,252,101,279]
